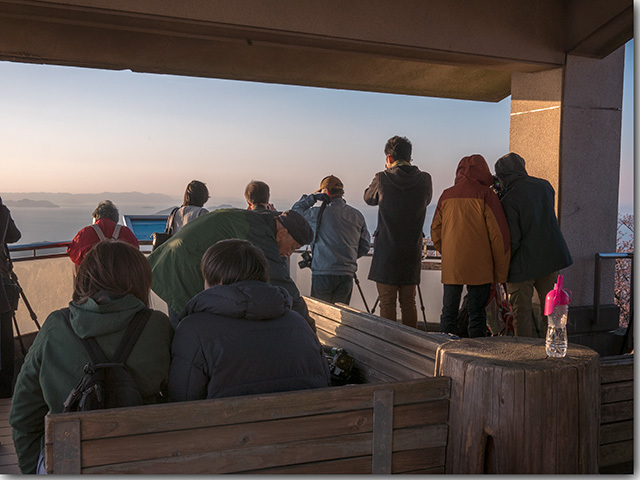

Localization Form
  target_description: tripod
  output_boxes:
[6,252,40,356]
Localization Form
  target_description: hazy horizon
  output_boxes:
[0,41,633,209]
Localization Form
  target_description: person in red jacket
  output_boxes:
[67,200,139,271]
[430,154,510,338]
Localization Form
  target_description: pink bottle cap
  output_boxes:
[544,275,571,315]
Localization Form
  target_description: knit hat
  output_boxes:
[276,210,313,246]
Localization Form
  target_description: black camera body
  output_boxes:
[298,250,312,269]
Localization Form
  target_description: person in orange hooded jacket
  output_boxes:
[430,154,510,337]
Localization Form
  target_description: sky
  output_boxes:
[0,40,634,209]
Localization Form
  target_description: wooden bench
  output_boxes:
[45,377,450,474]
[599,354,634,471]
[307,297,453,382]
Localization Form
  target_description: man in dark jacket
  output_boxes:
[364,136,432,328]
[495,152,573,337]
[168,239,330,401]
[0,197,21,398]
[148,208,315,331]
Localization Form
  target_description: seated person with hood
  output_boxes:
[67,200,139,272]
[168,239,330,401]
[10,240,173,474]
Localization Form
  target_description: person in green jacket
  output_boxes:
[148,208,314,330]
[9,240,173,474]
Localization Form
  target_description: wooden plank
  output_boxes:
[50,419,81,474]
[307,298,451,357]
[392,424,449,451]
[372,389,394,474]
[600,359,634,384]
[599,420,633,445]
[47,377,450,440]
[600,400,633,424]
[84,431,376,474]
[83,423,449,474]
[81,409,374,467]
[391,446,446,473]
[250,455,372,474]
[0,452,19,466]
[600,380,633,404]
[314,313,434,376]
[393,399,449,429]
[317,328,423,382]
[598,440,634,467]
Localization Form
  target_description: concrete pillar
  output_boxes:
[509,47,625,352]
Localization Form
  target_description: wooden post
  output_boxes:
[50,419,82,474]
[372,389,394,474]
[436,336,600,474]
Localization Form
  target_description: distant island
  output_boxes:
[4,199,59,208]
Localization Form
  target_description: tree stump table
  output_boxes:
[435,336,599,474]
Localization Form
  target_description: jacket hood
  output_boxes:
[495,152,528,189]
[454,154,493,186]
[382,164,424,190]
[68,294,145,338]
[183,280,292,321]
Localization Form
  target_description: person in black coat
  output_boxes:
[364,136,432,328]
[495,152,573,337]
[0,197,21,398]
[168,239,330,401]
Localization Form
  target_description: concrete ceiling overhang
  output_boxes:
[0,0,633,102]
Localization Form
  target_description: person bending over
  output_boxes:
[10,240,173,474]
[168,239,330,401]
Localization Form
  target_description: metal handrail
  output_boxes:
[593,252,634,325]
[8,239,153,261]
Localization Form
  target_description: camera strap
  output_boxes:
[311,199,328,256]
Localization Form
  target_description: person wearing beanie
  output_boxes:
[430,154,511,338]
[494,152,573,338]
[148,208,315,331]
[364,136,432,328]
[292,175,370,305]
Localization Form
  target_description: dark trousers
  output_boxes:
[440,283,491,338]
[311,274,354,305]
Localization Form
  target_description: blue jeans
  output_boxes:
[311,274,354,305]
[440,284,491,338]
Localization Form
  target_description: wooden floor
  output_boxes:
[0,397,19,474]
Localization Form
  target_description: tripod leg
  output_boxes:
[353,273,370,313]
[371,297,379,314]
[11,311,27,357]
[417,284,427,324]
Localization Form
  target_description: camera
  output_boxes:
[298,250,312,269]
[491,175,505,199]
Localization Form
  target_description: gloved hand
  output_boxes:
[313,192,331,203]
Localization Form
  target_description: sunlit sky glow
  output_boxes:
[0,41,634,208]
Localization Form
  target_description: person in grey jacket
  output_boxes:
[495,152,573,337]
[364,136,432,328]
[292,175,370,305]
[168,239,329,401]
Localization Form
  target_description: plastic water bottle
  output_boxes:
[543,275,571,358]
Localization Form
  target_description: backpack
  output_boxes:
[91,223,122,241]
[61,308,151,412]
